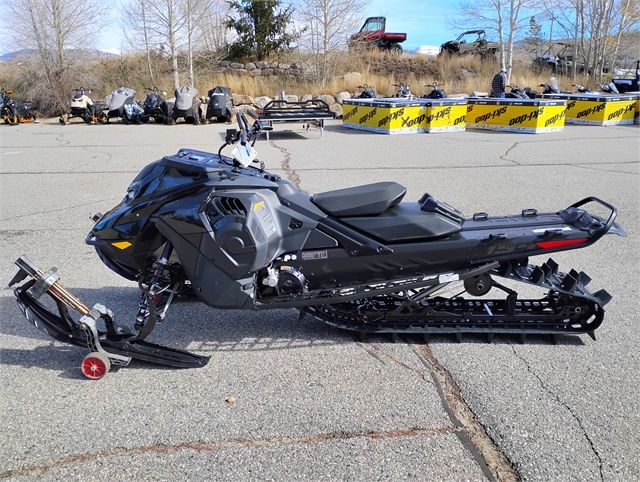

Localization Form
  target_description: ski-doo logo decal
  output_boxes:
[607,103,635,120]
[544,110,566,127]
[485,242,536,255]
[453,114,466,125]
[425,106,451,124]
[359,107,377,125]
[474,106,507,123]
[567,101,576,109]
[509,108,544,126]
[401,112,427,128]
[343,106,358,121]
[576,103,605,118]
[378,108,404,127]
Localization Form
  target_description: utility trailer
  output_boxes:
[257,99,336,139]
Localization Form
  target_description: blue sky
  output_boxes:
[0,0,462,54]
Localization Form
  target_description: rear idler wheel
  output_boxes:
[81,352,111,380]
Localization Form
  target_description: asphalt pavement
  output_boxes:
[0,118,638,481]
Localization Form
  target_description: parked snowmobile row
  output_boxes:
[10,111,625,379]
[57,85,233,125]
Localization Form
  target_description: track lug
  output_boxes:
[578,271,592,286]
[588,331,596,341]
[531,266,545,284]
[594,289,612,307]
[358,331,368,343]
[551,334,559,345]
[391,333,399,343]
[545,258,559,274]
[561,269,580,293]
[455,332,462,343]
[423,333,430,344]
[487,333,494,344]
[519,333,527,344]
[298,310,307,321]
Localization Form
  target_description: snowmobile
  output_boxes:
[391,83,414,99]
[106,87,143,124]
[355,84,377,99]
[141,88,169,124]
[170,86,202,125]
[505,84,537,99]
[10,112,624,379]
[204,86,232,123]
[422,82,447,99]
[1,89,36,124]
[59,88,106,125]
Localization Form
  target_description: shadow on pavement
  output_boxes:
[1,284,585,374]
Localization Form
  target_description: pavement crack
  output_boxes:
[413,344,519,482]
[269,139,303,191]
[499,142,522,166]
[572,163,639,176]
[510,346,604,481]
[358,343,432,384]
[0,426,461,479]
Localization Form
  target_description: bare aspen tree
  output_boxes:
[3,0,107,111]
[198,1,229,53]
[296,0,369,86]
[459,0,533,80]
[124,0,157,83]
[145,0,188,89]
[182,0,214,87]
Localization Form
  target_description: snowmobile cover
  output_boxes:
[207,86,232,119]
[175,86,198,110]
[109,87,136,111]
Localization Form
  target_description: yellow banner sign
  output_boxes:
[466,101,566,133]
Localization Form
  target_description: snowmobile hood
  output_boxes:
[175,86,198,110]
[109,87,136,111]
[208,86,231,97]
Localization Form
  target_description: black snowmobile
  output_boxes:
[422,81,447,99]
[391,83,414,99]
[60,88,106,125]
[505,84,537,99]
[355,84,377,99]
[10,113,624,379]
[1,88,36,124]
[170,86,202,125]
[106,87,143,124]
[141,88,169,124]
[204,86,232,123]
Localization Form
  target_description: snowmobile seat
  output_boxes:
[311,182,406,217]
[341,203,462,242]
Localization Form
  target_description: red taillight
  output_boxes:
[536,238,589,249]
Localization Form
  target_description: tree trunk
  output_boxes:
[141,0,155,84]
[167,1,180,89]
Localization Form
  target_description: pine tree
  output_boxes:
[226,0,297,60]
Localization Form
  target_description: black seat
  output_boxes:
[311,182,406,217]
[342,203,462,242]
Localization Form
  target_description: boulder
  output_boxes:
[300,94,313,103]
[278,63,290,70]
[329,103,343,118]
[335,91,351,104]
[230,62,245,69]
[315,94,336,106]
[232,94,254,106]
[271,61,279,69]
[262,68,274,76]
[457,68,473,79]
[235,69,248,76]
[343,71,363,84]
[249,69,262,77]
[245,62,257,71]
[256,61,268,69]
[254,96,272,109]
[220,60,231,67]
[231,104,259,118]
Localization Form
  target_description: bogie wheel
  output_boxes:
[81,352,111,380]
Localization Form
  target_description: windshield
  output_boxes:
[362,18,383,31]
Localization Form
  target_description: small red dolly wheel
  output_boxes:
[81,352,111,380]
